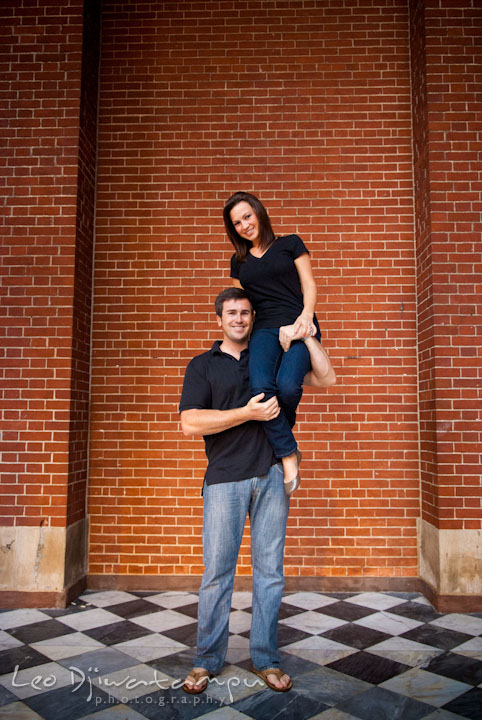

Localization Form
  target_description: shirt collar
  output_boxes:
[210,341,249,359]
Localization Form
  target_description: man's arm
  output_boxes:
[181,393,279,436]
[303,335,336,387]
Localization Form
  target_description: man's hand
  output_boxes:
[245,393,280,421]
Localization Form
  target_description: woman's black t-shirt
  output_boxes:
[230,234,313,331]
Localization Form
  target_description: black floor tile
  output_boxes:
[0,645,51,675]
[442,686,482,720]
[25,683,119,720]
[424,650,482,686]
[102,598,163,620]
[233,687,329,720]
[319,592,359,600]
[8,618,76,644]
[147,648,198,679]
[384,592,423,601]
[129,591,166,598]
[321,622,390,650]
[159,622,198,647]
[276,625,314,648]
[278,602,308,620]
[83,620,153,646]
[0,683,17,707]
[171,602,198,620]
[42,603,92,618]
[326,650,410,684]
[126,686,222,719]
[315,601,376,622]
[388,601,443,624]
[338,685,435,720]
[401,623,473,650]
[236,650,320,679]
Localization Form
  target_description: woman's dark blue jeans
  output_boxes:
[248,327,313,459]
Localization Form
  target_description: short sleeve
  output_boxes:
[290,234,309,260]
[179,359,211,412]
[230,253,240,279]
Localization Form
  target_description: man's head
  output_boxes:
[214,288,254,346]
[214,287,252,317]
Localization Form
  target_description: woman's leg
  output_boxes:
[248,329,298,459]
[276,339,312,428]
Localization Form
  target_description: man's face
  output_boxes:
[217,298,254,344]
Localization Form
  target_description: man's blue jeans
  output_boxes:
[194,463,290,673]
[249,328,314,458]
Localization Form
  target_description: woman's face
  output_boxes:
[230,201,260,244]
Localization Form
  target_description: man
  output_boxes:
[179,287,292,694]
[179,288,335,695]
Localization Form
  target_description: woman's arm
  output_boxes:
[232,278,243,289]
[293,253,317,337]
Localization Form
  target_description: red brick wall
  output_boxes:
[411,0,482,531]
[0,0,98,529]
[89,0,419,579]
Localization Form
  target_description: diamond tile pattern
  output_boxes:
[0,591,481,719]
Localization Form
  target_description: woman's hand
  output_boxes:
[279,323,311,352]
[293,312,316,340]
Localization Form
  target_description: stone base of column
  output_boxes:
[0,517,88,609]
[418,518,482,612]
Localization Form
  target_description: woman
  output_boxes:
[224,191,335,494]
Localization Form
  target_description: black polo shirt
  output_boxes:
[179,341,276,485]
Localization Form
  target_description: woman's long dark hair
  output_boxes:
[223,191,276,262]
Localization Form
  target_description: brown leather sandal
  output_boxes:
[182,667,214,694]
[251,665,293,692]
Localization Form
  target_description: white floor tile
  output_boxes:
[199,707,255,720]
[354,610,422,636]
[451,635,482,659]
[130,609,195,633]
[228,610,252,635]
[367,636,444,667]
[381,667,472,707]
[113,633,188,662]
[0,610,50,631]
[75,702,149,720]
[79,591,138,608]
[0,661,72,699]
[0,702,45,720]
[430,613,482,637]
[225,634,251,665]
[0,630,23,651]
[280,610,345,635]
[92,662,172,701]
[282,634,357,665]
[205,665,264,705]
[56,608,123,632]
[143,591,199,609]
[347,592,406,611]
[282,592,338,610]
[230,592,253,610]
[30,631,105,661]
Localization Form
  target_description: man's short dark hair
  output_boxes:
[214,288,253,317]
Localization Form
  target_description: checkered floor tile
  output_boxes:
[1,591,481,719]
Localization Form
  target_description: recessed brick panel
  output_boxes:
[90,0,420,578]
